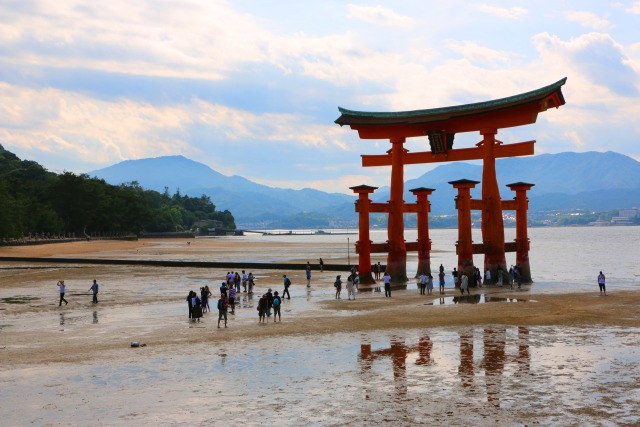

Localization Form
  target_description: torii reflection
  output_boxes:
[357,327,530,406]
[458,326,530,407]
[359,335,433,399]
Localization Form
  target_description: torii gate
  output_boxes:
[336,78,567,284]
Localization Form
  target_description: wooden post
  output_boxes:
[507,182,534,282]
[410,187,435,278]
[387,138,408,283]
[450,179,479,278]
[350,185,378,285]
[480,129,507,276]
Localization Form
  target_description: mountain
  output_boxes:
[373,151,640,214]
[89,155,356,226]
[89,151,640,227]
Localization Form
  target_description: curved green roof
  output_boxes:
[335,78,566,126]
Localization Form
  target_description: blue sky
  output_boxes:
[1,1,639,194]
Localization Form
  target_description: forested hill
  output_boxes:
[0,145,235,239]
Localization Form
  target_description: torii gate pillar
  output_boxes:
[410,187,435,277]
[507,182,535,282]
[350,184,378,285]
[480,129,507,274]
[387,138,408,283]
[450,179,479,278]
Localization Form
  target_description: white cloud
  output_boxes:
[564,11,611,30]
[477,4,528,20]
[626,1,640,13]
[447,40,517,64]
[0,0,269,80]
[346,4,413,27]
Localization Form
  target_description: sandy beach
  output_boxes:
[1,236,639,425]
[2,238,639,364]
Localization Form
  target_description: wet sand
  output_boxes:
[1,238,639,425]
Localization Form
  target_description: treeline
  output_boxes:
[0,145,235,239]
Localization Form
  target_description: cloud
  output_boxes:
[533,32,637,97]
[447,40,517,64]
[626,1,640,13]
[564,11,611,30]
[346,4,413,27]
[477,4,528,20]
[0,0,269,81]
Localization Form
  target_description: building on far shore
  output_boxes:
[589,207,639,226]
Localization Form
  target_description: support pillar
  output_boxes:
[507,182,534,282]
[387,138,408,283]
[449,179,479,278]
[350,185,378,285]
[410,187,435,278]
[479,129,507,274]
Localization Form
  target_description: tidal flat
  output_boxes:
[1,230,639,425]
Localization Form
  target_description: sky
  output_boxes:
[1,1,640,194]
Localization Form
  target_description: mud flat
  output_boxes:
[1,237,639,425]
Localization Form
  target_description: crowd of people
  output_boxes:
[54,260,609,328]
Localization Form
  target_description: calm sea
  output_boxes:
[251,226,640,290]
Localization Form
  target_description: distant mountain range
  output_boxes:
[89,151,640,228]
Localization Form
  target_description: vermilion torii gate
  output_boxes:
[336,78,567,284]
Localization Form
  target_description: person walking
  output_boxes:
[319,258,324,272]
[248,272,255,294]
[460,272,470,295]
[191,292,202,322]
[306,263,311,287]
[334,275,342,299]
[186,290,194,320]
[513,265,522,289]
[200,286,211,313]
[598,271,607,296]
[258,294,268,323]
[241,270,248,293]
[418,273,427,295]
[57,280,68,306]
[272,291,282,322]
[266,288,273,316]
[234,272,241,293]
[228,286,236,314]
[346,275,356,300]
[427,274,434,295]
[452,268,459,288]
[282,275,291,300]
[383,271,392,297]
[217,295,228,328]
[88,279,99,304]
[497,265,504,287]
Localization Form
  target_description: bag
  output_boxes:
[285,278,291,287]
[217,299,224,310]
[273,297,280,306]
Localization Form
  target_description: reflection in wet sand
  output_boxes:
[429,294,532,305]
[1,326,639,425]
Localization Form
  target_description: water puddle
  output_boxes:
[426,294,534,305]
[1,296,39,304]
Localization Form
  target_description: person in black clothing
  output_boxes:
[57,280,68,306]
[282,275,291,300]
[186,290,195,320]
[266,288,274,316]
